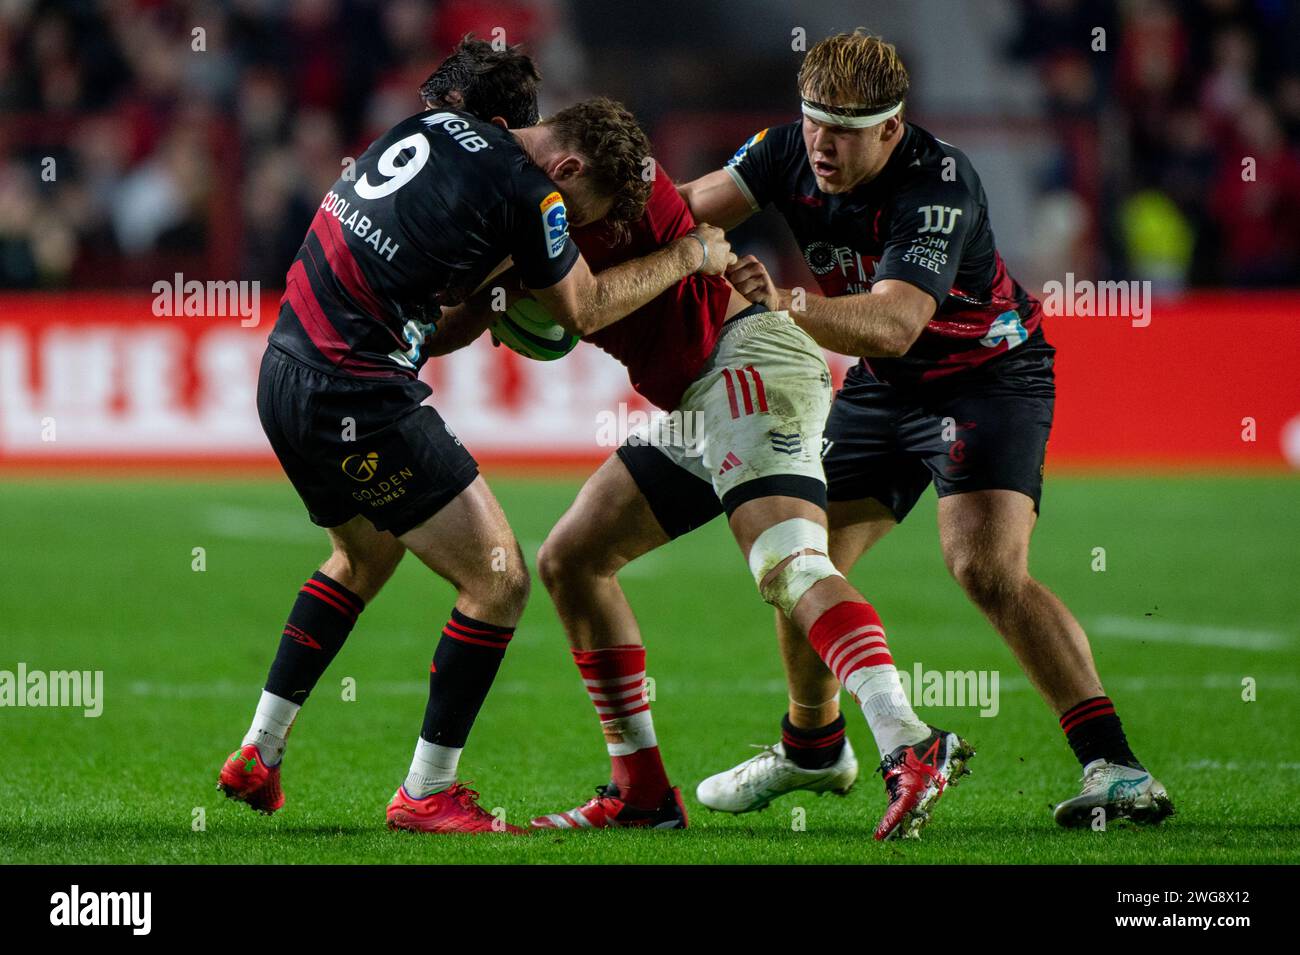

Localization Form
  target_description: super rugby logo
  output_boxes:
[341,451,379,482]
[540,190,569,259]
[726,127,768,166]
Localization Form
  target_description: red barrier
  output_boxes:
[1045,291,1299,468]
[0,291,1296,471]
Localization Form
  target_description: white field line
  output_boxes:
[992,672,1298,693]
[200,511,713,579]
[1180,759,1300,772]
[518,539,674,580]
[124,672,1295,700]
[1089,615,1294,651]
[201,505,322,543]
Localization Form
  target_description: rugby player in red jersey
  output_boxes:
[216,41,736,835]
[680,30,1173,828]
[433,111,975,841]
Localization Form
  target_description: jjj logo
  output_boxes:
[916,204,963,234]
[341,452,379,482]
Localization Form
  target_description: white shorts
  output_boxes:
[621,308,833,532]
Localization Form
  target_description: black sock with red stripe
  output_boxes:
[420,608,514,747]
[1060,696,1142,770]
[781,713,847,770]
[264,571,365,703]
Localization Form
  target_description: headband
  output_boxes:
[800,98,903,128]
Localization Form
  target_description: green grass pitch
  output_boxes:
[1,473,1298,864]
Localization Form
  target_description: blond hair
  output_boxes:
[799,30,909,111]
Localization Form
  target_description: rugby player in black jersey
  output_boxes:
[422,41,975,842]
[216,40,736,834]
[680,31,1172,828]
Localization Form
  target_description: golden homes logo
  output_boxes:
[341,451,380,482]
[341,452,416,508]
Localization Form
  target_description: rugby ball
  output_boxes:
[490,297,579,361]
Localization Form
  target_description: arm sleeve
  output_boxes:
[872,179,979,305]
[509,166,580,290]
[723,125,790,212]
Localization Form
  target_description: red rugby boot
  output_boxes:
[386,783,526,834]
[874,726,974,841]
[217,743,285,815]
[530,783,687,830]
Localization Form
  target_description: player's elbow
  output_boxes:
[548,305,594,338]
[677,181,697,215]
[873,321,922,358]
[538,270,602,337]
[873,295,934,357]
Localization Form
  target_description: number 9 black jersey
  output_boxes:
[268,109,579,379]
[726,121,1045,387]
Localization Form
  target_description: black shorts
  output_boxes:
[615,441,723,540]
[823,331,1056,522]
[257,346,479,536]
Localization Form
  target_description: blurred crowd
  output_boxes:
[1,0,1297,290]
[1014,0,1300,287]
[0,0,588,287]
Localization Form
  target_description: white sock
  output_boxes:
[403,737,461,798]
[845,666,931,756]
[241,690,299,767]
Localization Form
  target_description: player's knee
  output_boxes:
[946,549,1024,609]
[499,560,533,613]
[749,518,843,617]
[464,544,531,619]
[496,546,533,607]
[537,525,616,594]
[535,534,570,593]
[323,543,402,603]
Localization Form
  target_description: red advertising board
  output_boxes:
[0,291,1296,472]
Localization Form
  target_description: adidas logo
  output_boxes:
[770,431,802,455]
[718,451,743,475]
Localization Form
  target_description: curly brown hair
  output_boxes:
[543,97,653,244]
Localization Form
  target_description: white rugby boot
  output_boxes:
[696,740,858,813]
[1053,759,1174,828]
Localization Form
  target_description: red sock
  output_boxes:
[806,600,894,697]
[805,601,929,754]
[572,645,670,810]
